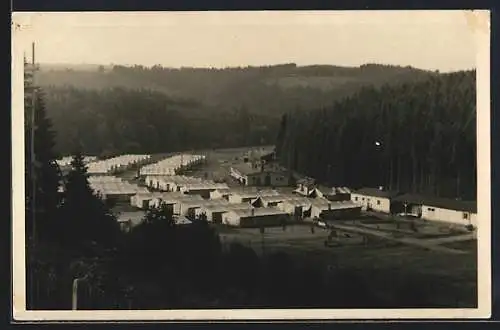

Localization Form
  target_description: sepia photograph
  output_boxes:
[11,10,491,321]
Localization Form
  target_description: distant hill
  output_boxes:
[37,63,436,117]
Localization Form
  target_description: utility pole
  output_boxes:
[31,42,37,248]
[72,278,80,310]
[25,42,38,309]
[72,276,89,310]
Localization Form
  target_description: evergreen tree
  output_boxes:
[24,82,63,309]
[25,90,62,243]
[60,151,120,255]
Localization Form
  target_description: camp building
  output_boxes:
[221,207,289,228]
[350,187,400,213]
[391,193,478,227]
[230,162,290,187]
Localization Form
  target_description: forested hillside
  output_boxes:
[39,63,434,115]
[276,70,476,200]
[39,63,436,155]
[43,86,276,156]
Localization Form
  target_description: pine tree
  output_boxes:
[24,78,63,309]
[60,151,120,255]
[25,90,62,243]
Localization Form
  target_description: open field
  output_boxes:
[213,217,478,307]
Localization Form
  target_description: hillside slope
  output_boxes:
[38,63,435,116]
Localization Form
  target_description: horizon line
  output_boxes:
[36,61,476,73]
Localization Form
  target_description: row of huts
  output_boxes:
[87,154,151,175]
[229,162,291,187]
[56,155,97,167]
[144,175,229,198]
[350,187,478,228]
[128,185,363,228]
[139,154,205,176]
[88,175,149,201]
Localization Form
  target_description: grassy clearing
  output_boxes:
[214,223,478,307]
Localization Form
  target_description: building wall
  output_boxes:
[186,189,211,199]
[421,205,477,227]
[131,195,151,209]
[247,172,289,187]
[320,207,362,220]
[228,195,243,204]
[222,213,287,228]
[239,214,287,228]
[279,202,308,216]
[326,193,351,202]
[106,193,136,204]
[351,193,391,213]
[212,211,228,224]
[209,190,225,200]
[222,212,241,226]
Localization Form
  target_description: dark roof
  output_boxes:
[260,152,276,161]
[393,193,477,213]
[353,187,401,199]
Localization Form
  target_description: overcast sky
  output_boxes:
[13,10,484,72]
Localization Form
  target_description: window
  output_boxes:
[354,197,358,201]
[377,200,381,205]
[362,198,365,201]
[427,207,435,211]
[463,212,469,219]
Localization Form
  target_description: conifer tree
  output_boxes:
[25,90,62,242]
[24,80,62,310]
[60,151,120,254]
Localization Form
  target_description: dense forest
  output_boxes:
[38,63,436,156]
[42,86,276,156]
[38,63,435,114]
[276,70,477,200]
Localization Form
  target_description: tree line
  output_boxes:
[275,70,477,200]
[42,86,279,156]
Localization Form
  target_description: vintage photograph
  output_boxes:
[12,10,491,320]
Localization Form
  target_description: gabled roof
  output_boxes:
[310,199,361,211]
[229,188,280,199]
[202,202,254,213]
[328,187,352,195]
[231,163,261,176]
[213,188,231,195]
[353,187,400,199]
[258,194,295,204]
[281,197,313,207]
[117,211,145,226]
[393,193,477,213]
